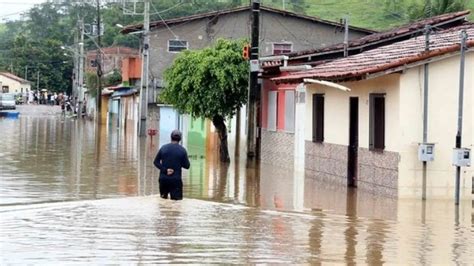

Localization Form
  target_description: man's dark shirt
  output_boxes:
[153,143,190,179]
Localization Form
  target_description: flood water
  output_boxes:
[1,106,473,264]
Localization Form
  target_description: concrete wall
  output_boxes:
[148,10,368,82]
[304,74,401,198]
[398,53,473,199]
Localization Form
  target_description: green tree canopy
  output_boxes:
[161,39,249,162]
[409,0,468,20]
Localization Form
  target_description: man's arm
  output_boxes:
[153,149,165,173]
[182,150,190,169]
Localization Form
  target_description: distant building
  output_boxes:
[0,72,31,94]
[86,46,140,76]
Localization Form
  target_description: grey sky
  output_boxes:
[0,0,46,21]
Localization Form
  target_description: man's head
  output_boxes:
[171,129,182,142]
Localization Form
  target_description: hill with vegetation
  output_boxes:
[0,0,472,93]
[265,0,474,31]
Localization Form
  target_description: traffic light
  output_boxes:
[242,44,250,60]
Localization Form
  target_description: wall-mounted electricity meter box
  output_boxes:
[418,143,435,162]
[452,148,471,167]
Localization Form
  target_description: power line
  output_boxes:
[150,1,179,39]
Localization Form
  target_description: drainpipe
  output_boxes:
[422,25,430,201]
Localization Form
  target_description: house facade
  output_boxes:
[86,46,140,76]
[271,24,473,200]
[259,10,471,172]
[0,72,31,94]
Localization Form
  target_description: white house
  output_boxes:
[0,72,31,94]
[273,23,473,200]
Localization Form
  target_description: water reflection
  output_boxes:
[0,111,473,264]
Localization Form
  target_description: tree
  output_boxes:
[409,0,467,20]
[161,39,249,162]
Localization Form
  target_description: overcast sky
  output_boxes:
[0,0,46,21]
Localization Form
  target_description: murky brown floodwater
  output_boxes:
[0,105,473,264]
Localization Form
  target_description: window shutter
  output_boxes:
[312,94,324,142]
[369,93,385,151]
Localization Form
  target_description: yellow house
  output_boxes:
[273,24,473,200]
[0,72,31,93]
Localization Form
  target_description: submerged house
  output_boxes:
[259,11,471,171]
[269,23,473,200]
[121,5,373,152]
[102,85,139,130]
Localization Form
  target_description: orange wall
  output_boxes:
[122,58,142,82]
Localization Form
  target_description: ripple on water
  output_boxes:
[1,197,473,264]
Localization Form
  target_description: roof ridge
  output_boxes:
[121,5,374,34]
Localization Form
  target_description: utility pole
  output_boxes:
[247,0,260,158]
[343,17,349,57]
[78,18,85,117]
[36,70,40,91]
[73,24,79,105]
[282,0,285,10]
[96,0,102,124]
[138,0,150,137]
[24,66,28,80]
[422,25,430,200]
[454,30,467,205]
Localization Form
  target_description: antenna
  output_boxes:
[122,0,145,15]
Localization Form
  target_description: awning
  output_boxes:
[111,88,138,98]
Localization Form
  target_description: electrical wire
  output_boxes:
[150,1,179,39]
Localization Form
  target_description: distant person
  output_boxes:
[153,130,190,200]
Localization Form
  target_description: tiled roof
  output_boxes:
[273,24,474,83]
[121,5,374,34]
[287,10,470,59]
[0,72,30,84]
[87,46,139,56]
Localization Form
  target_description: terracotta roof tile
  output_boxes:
[273,24,474,83]
[287,10,470,58]
[0,72,31,84]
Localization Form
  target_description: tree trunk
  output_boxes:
[212,115,230,162]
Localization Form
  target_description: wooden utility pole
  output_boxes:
[247,0,260,159]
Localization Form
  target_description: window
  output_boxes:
[267,91,277,131]
[168,40,188,52]
[272,43,292,55]
[284,90,295,132]
[312,94,324,142]
[369,94,385,151]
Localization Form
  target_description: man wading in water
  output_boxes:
[153,130,190,200]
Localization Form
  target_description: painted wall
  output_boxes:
[398,53,473,199]
[158,106,180,148]
[304,74,401,151]
[304,74,401,197]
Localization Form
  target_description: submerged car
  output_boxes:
[0,93,16,110]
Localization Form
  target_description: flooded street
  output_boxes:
[1,105,473,264]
